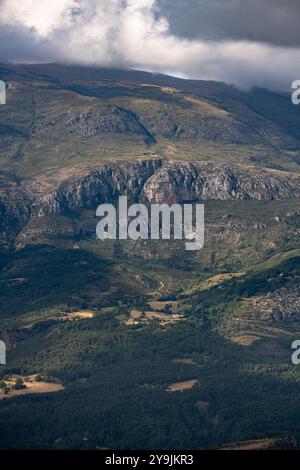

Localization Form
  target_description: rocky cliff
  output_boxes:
[1,159,299,245]
[37,160,300,215]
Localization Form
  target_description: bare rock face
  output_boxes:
[142,162,300,204]
[36,160,300,216]
[37,159,163,216]
[1,159,299,246]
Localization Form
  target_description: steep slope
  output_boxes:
[1,65,300,451]
[0,64,300,183]
[0,64,299,248]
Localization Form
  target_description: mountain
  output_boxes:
[0,62,299,247]
[0,63,300,182]
[0,64,299,450]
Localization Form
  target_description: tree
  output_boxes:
[13,377,26,390]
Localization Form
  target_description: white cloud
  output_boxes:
[0,0,299,90]
[1,0,74,35]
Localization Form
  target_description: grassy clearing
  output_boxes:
[166,379,198,393]
[230,334,263,346]
[182,272,245,297]
[64,311,94,320]
[0,375,64,400]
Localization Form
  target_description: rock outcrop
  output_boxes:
[37,159,163,216]
[37,160,300,215]
[33,105,156,144]
[142,162,300,204]
[1,159,299,245]
[250,286,300,322]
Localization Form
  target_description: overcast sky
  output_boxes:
[0,0,299,90]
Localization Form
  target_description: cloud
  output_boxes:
[159,0,300,48]
[0,0,299,90]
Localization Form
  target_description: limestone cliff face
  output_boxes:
[37,160,300,216]
[1,159,300,245]
[37,159,163,216]
[142,162,300,204]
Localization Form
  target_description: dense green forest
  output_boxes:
[0,245,300,449]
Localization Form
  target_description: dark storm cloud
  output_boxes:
[158,0,300,47]
[0,24,54,62]
[0,0,299,90]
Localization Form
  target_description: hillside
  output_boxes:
[0,64,300,450]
